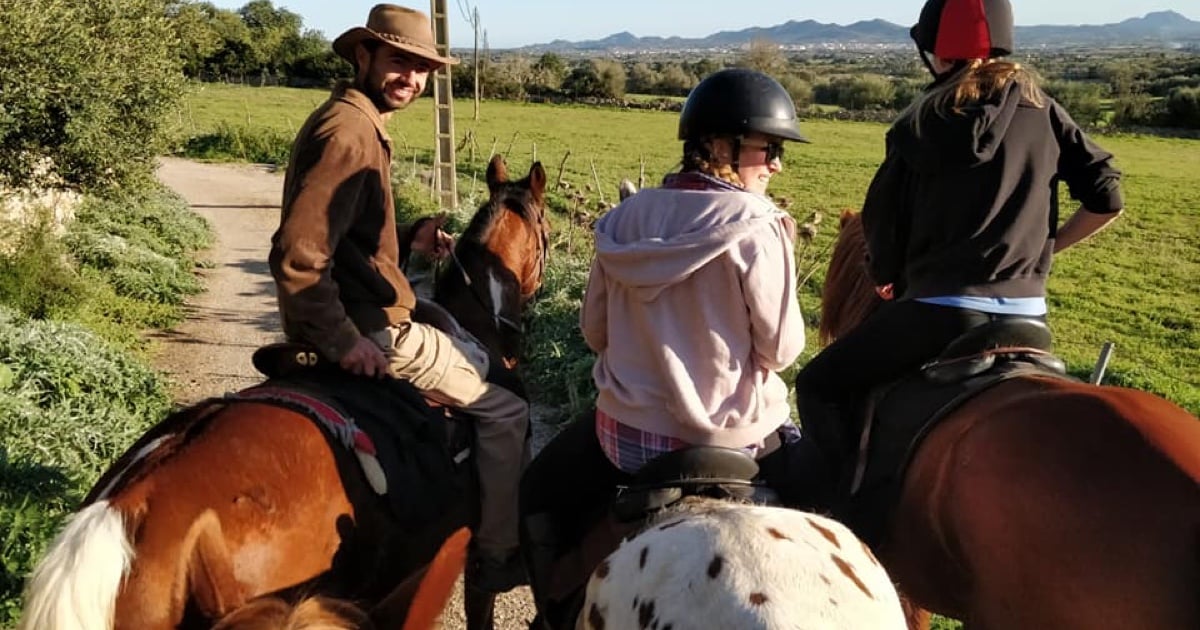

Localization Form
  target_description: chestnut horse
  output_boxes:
[434,156,549,368]
[17,155,548,630]
[819,211,1200,629]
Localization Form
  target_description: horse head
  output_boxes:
[820,210,882,345]
[435,154,549,367]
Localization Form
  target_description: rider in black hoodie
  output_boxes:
[794,0,1125,470]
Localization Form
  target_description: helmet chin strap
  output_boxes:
[918,49,938,79]
[919,49,971,84]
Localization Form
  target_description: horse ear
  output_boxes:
[840,209,857,228]
[399,528,471,630]
[487,154,508,192]
[528,161,547,197]
[618,178,638,201]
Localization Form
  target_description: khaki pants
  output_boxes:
[370,322,529,553]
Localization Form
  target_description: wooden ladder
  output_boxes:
[429,0,457,209]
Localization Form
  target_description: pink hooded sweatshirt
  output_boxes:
[581,174,805,448]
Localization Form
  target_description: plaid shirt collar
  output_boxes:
[661,171,745,193]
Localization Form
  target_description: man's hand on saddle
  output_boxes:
[339,336,390,378]
[875,283,895,301]
[413,214,454,261]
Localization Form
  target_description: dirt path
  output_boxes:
[152,157,539,629]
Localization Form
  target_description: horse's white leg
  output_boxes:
[18,501,132,630]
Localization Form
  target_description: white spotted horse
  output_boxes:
[579,499,906,630]
[529,445,909,629]
[17,155,548,630]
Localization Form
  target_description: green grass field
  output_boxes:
[180,83,1200,415]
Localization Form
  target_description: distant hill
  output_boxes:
[515,10,1200,52]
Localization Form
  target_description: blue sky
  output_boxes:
[208,1,1196,49]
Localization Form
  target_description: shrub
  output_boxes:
[0,212,87,321]
[0,185,211,347]
[0,0,187,191]
[66,187,210,305]
[1163,86,1200,129]
[1111,93,1163,128]
[1044,81,1106,127]
[0,306,170,624]
[180,121,294,165]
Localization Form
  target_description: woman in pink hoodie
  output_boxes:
[519,69,828,630]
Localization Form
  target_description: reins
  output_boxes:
[447,247,525,334]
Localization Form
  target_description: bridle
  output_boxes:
[445,199,549,335]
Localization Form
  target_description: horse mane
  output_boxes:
[819,210,883,345]
[211,595,372,630]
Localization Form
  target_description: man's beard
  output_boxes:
[362,76,418,113]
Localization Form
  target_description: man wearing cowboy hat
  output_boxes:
[269,3,530,593]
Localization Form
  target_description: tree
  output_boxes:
[529,53,566,95]
[656,63,695,96]
[778,74,813,108]
[686,58,722,81]
[1164,86,1200,128]
[1111,93,1159,128]
[238,0,303,74]
[627,62,660,95]
[827,75,896,110]
[739,39,787,76]
[593,60,627,99]
[0,0,187,190]
[562,60,625,99]
[280,30,348,85]
[1044,81,1105,127]
[167,1,223,76]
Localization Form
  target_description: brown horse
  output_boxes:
[819,211,1200,629]
[434,155,549,369]
[211,527,471,630]
[17,155,548,630]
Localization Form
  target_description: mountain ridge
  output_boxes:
[513,10,1200,52]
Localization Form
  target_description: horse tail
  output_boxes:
[17,500,133,630]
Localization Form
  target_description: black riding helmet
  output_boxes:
[678,68,809,143]
[910,0,1014,77]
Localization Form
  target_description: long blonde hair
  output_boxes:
[681,138,744,187]
[902,59,1043,137]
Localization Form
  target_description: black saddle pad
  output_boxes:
[242,371,470,526]
[843,359,1073,546]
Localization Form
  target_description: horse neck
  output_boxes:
[820,214,882,345]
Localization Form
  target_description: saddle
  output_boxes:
[533,446,777,630]
[243,342,476,525]
[611,446,777,522]
[839,318,1071,546]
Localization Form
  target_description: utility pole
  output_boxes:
[429,0,457,209]
[457,0,482,121]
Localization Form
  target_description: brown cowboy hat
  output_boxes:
[332,4,459,68]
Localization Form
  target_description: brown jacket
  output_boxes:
[269,82,416,361]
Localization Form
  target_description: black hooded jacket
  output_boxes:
[862,80,1123,300]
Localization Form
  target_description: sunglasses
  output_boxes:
[742,140,785,162]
